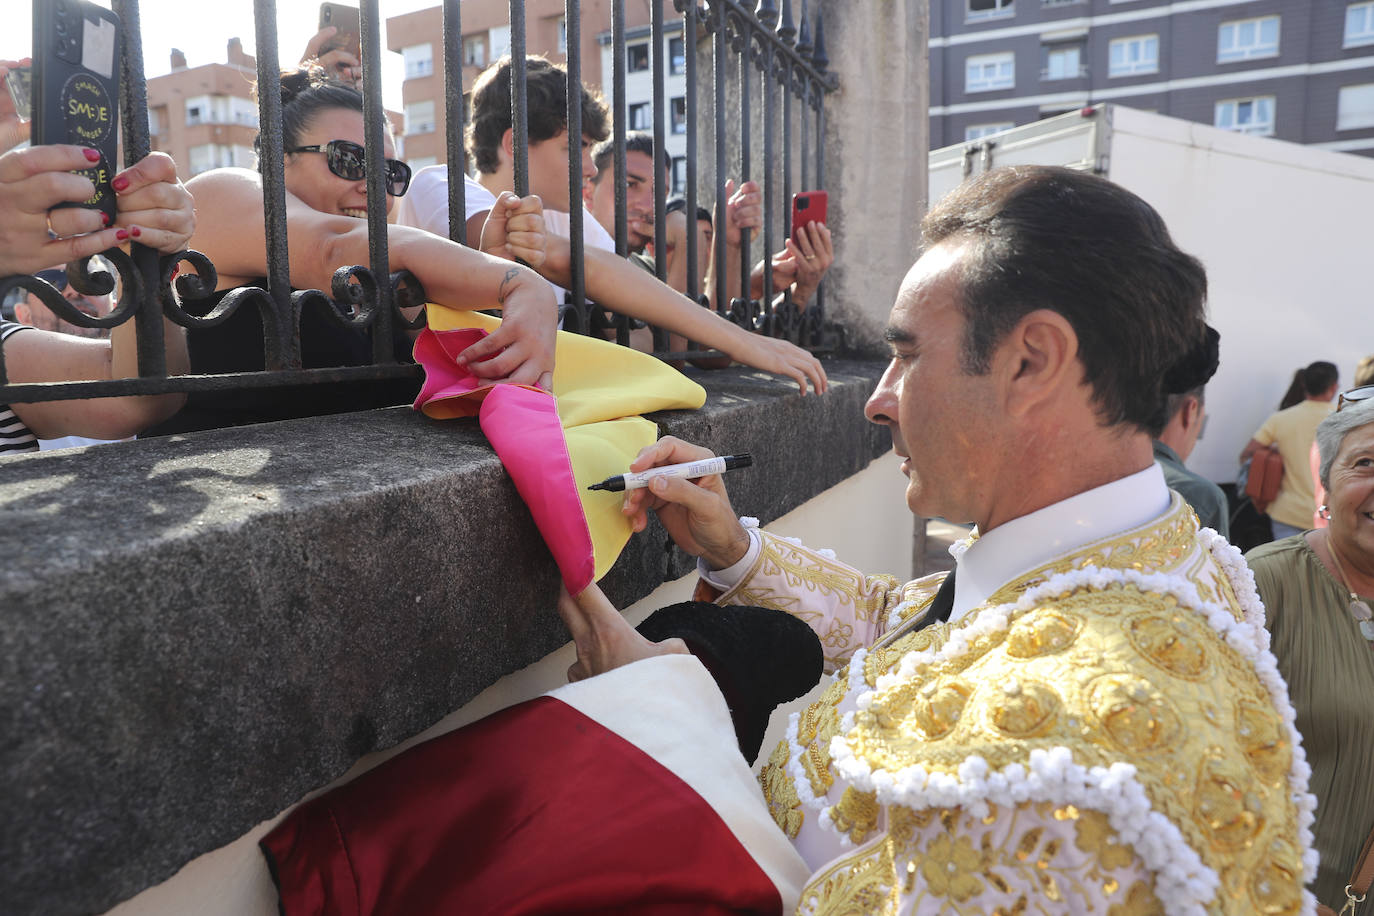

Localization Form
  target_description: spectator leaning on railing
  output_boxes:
[142,66,560,436]
[0,58,192,457]
[399,55,826,394]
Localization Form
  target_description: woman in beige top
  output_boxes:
[1248,391,1374,913]
[1242,360,1339,539]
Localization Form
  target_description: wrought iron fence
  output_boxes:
[0,0,834,411]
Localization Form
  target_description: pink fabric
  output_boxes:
[479,385,595,593]
[412,326,595,593]
[412,326,494,419]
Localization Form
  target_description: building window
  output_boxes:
[1337,83,1374,130]
[965,123,1013,140]
[403,43,433,80]
[489,25,511,62]
[628,42,650,72]
[629,102,652,130]
[231,96,258,127]
[967,0,1014,22]
[1215,96,1275,136]
[463,35,486,67]
[184,94,237,126]
[1108,35,1158,77]
[557,17,567,54]
[670,97,687,135]
[1347,2,1374,47]
[1217,16,1280,63]
[148,107,162,136]
[408,156,439,172]
[1042,44,1084,80]
[188,143,236,176]
[406,100,436,135]
[669,36,686,75]
[965,52,1014,92]
[671,156,687,193]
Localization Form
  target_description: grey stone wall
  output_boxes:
[688,0,930,355]
[0,361,888,915]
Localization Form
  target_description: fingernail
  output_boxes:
[115,228,129,241]
[129,226,141,238]
[83,148,100,162]
[112,175,130,192]
[100,212,110,226]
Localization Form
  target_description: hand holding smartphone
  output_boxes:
[790,190,828,245]
[30,0,121,225]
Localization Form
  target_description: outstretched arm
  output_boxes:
[186,168,558,389]
[535,233,826,394]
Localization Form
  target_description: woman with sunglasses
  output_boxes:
[143,68,558,434]
[0,60,194,455]
[1247,388,1374,914]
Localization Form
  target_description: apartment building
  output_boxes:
[597,19,690,190]
[146,39,261,177]
[929,0,1374,157]
[146,38,404,179]
[386,0,684,181]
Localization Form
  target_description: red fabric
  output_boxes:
[262,697,783,916]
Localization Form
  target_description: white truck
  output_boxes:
[929,105,1374,484]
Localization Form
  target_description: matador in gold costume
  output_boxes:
[263,167,1318,916]
[604,165,1318,914]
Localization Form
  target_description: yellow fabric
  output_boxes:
[422,305,706,581]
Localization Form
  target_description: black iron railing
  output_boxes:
[0,0,834,410]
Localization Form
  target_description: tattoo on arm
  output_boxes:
[497,267,520,305]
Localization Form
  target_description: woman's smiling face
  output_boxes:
[283,107,396,219]
[1327,420,1374,573]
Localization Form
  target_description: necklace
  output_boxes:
[1324,533,1374,643]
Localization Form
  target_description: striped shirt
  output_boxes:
[0,321,38,455]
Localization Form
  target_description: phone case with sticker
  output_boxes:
[31,0,121,224]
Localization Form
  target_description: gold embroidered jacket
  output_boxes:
[708,497,1317,915]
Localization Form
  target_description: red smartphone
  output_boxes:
[791,190,828,244]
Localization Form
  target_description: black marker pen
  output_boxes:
[588,453,753,492]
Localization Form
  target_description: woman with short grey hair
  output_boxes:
[1248,389,1374,913]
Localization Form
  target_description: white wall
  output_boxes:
[105,451,911,916]
[1108,108,1374,483]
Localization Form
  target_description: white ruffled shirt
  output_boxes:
[703,463,1170,627]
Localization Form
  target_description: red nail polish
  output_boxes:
[83,148,101,162]
[115,228,129,241]
[100,212,110,226]
[129,226,141,238]
[112,175,130,192]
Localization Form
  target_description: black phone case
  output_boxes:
[31,0,121,224]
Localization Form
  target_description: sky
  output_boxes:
[4,0,441,111]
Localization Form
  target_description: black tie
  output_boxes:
[916,567,957,632]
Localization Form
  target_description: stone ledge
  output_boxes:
[0,359,887,914]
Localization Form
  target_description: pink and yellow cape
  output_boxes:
[412,306,706,594]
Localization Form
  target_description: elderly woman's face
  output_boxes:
[1327,421,1374,562]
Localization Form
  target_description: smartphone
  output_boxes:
[318,3,362,58]
[31,0,121,225]
[791,190,828,244]
[4,64,32,121]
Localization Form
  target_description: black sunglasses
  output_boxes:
[35,268,69,289]
[1338,385,1374,412]
[287,139,412,197]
